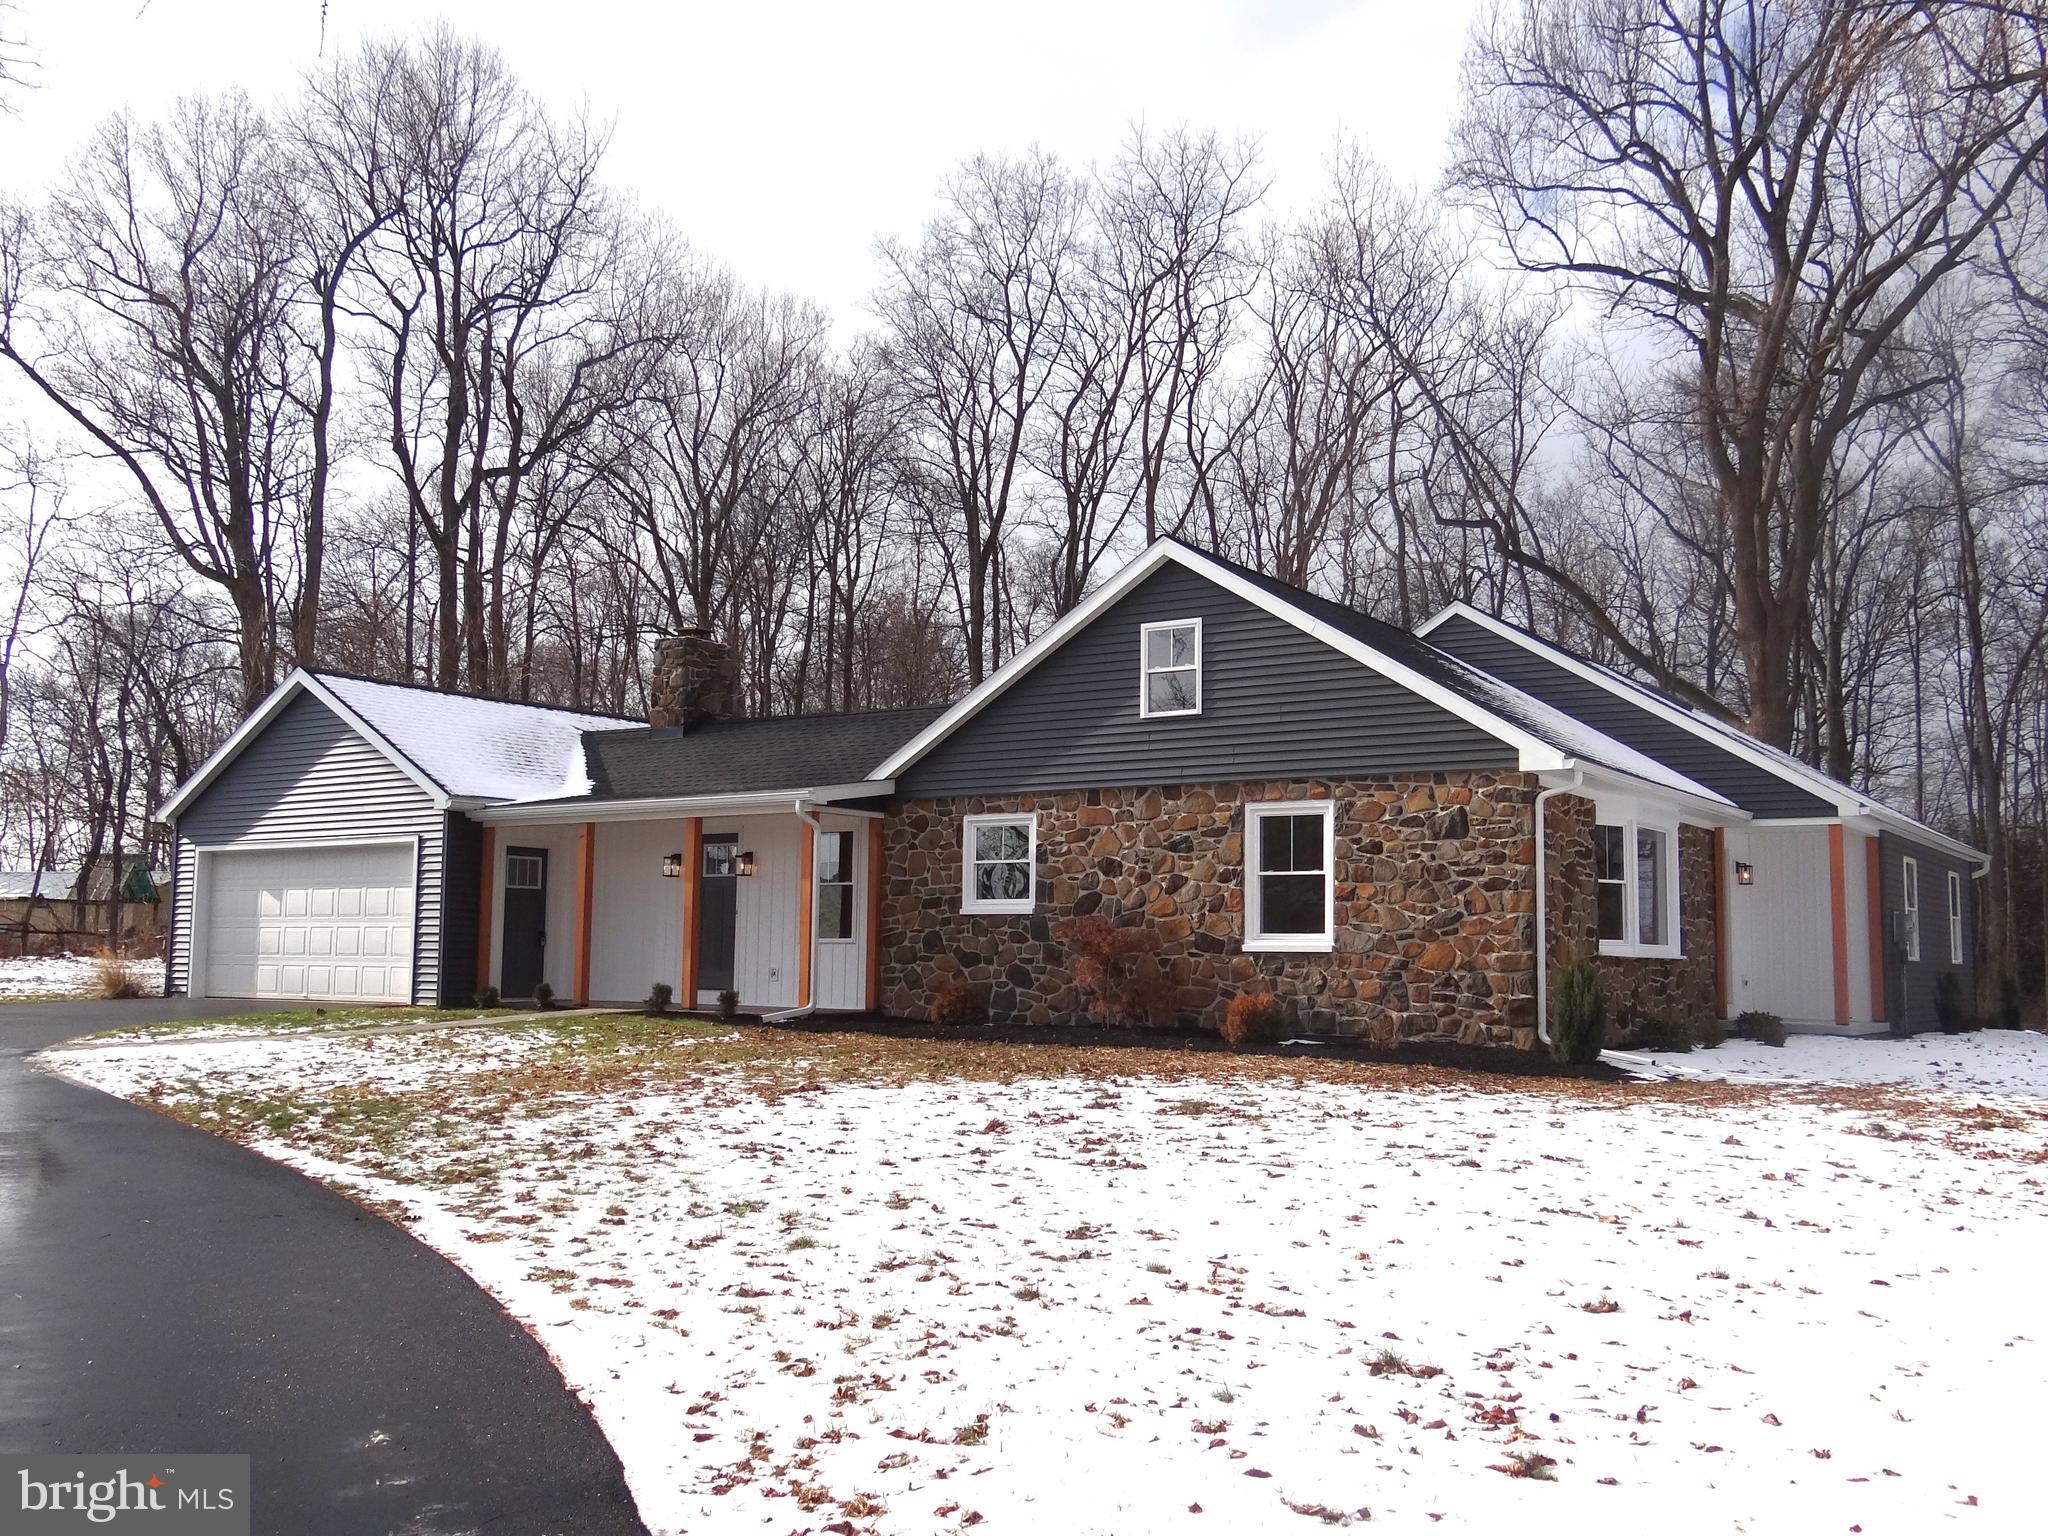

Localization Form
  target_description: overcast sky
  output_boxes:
[2,0,1481,321]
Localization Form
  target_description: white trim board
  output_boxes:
[871,540,1575,782]
[1418,601,1986,866]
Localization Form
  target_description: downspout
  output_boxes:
[763,800,826,1023]
[1532,766,1584,1048]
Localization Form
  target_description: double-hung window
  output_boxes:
[1593,802,1680,957]
[816,830,854,941]
[1901,856,1921,962]
[1947,870,1964,965]
[962,814,1035,915]
[1245,800,1334,951]
[1140,618,1202,717]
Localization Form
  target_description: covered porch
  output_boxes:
[471,794,886,1013]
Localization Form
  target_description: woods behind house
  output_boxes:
[0,2,2044,1010]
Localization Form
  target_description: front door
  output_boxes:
[697,834,739,995]
[500,847,549,999]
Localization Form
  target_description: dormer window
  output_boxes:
[1140,618,1203,717]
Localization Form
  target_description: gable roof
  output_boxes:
[1418,602,1985,862]
[157,670,643,821]
[872,538,1737,814]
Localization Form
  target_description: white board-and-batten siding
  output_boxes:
[168,691,444,1005]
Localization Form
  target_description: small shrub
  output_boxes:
[472,985,501,1009]
[716,988,740,1023]
[90,950,147,1000]
[929,975,989,1028]
[532,980,555,1010]
[1736,1010,1787,1047]
[1997,975,2022,1031]
[645,981,674,1015]
[1693,1013,1726,1049]
[1221,990,1286,1049]
[1935,971,1970,1032]
[1549,960,1603,1065]
[1632,1014,1693,1053]
[1051,914,1173,1027]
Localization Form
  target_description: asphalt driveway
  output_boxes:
[0,999,645,1535]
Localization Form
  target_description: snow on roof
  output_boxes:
[1445,661,1735,807]
[316,674,641,805]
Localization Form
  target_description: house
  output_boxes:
[154,538,1983,1040]
[0,864,168,953]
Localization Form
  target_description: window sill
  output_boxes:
[1139,706,1202,720]
[1598,940,1682,961]
[963,902,1034,917]
[1244,936,1335,954]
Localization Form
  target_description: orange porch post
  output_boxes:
[865,818,884,1013]
[796,819,816,1008]
[1827,824,1851,1026]
[680,818,702,1007]
[1711,826,1729,1020]
[573,821,596,1005]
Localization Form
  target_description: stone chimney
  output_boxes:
[647,629,738,727]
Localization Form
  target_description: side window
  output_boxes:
[1594,824,1626,941]
[1947,870,1963,965]
[1245,801,1334,950]
[1140,619,1202,717]
[962,815,1035,915]
[1635,826,1672,948]
[1901,857,1920,962]
[816,830,854,941]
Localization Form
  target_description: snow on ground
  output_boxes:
[1614,1029,2048,1100]
[0,952,159,999]
[43,1024,2048,1535]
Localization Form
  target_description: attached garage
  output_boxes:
[201,844,417,1003]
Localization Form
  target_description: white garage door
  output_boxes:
[203,844,416,1003]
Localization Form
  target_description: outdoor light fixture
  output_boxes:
[661,852,683,879]
[736,850,757,877]
[1735,861,1755,887]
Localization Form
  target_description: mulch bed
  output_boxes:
[677,1010,1630,1083]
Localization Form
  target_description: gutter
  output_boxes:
[1532,765,1585,1049]
[762,799,828,1024]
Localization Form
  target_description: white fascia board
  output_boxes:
[474,781,896,826]
[875,542,1568,781]
[1840,807,1988,867]
[155,669,452,822]
[1554,764,1751,827]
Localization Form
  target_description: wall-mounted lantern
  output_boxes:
[735,850,757,877]
[1734,861,1755,887]
[661,852,683,879]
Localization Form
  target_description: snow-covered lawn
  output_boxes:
[1614,1028,2048,1099]
[42,1022,2048,1535]
[0,951,160,999]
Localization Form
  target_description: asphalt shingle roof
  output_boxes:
[572,707,947,803]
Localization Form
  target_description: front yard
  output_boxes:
[42,1018,2048,1534]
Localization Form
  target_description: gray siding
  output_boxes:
[168,690,444,1003]
[1427,615,1835,818]
[1879,832,1975,1031]
[899,563,1515,797]
[439,811,485,1007]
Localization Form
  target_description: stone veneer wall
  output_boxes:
[877,774,1546,1046]
[1543,792,1718,1041]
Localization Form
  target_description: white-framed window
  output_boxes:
[816,830,854,941]
[1244,800,1334,952]
[1139,618,1203,717]
[1593,799,1681,958]
[962,814,1035,915]
[1902,856,1921,962]
[506,853,544,889]
[1947,868,1963,965]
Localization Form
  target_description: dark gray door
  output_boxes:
[500,847,548,999]
[697,835,739,995]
